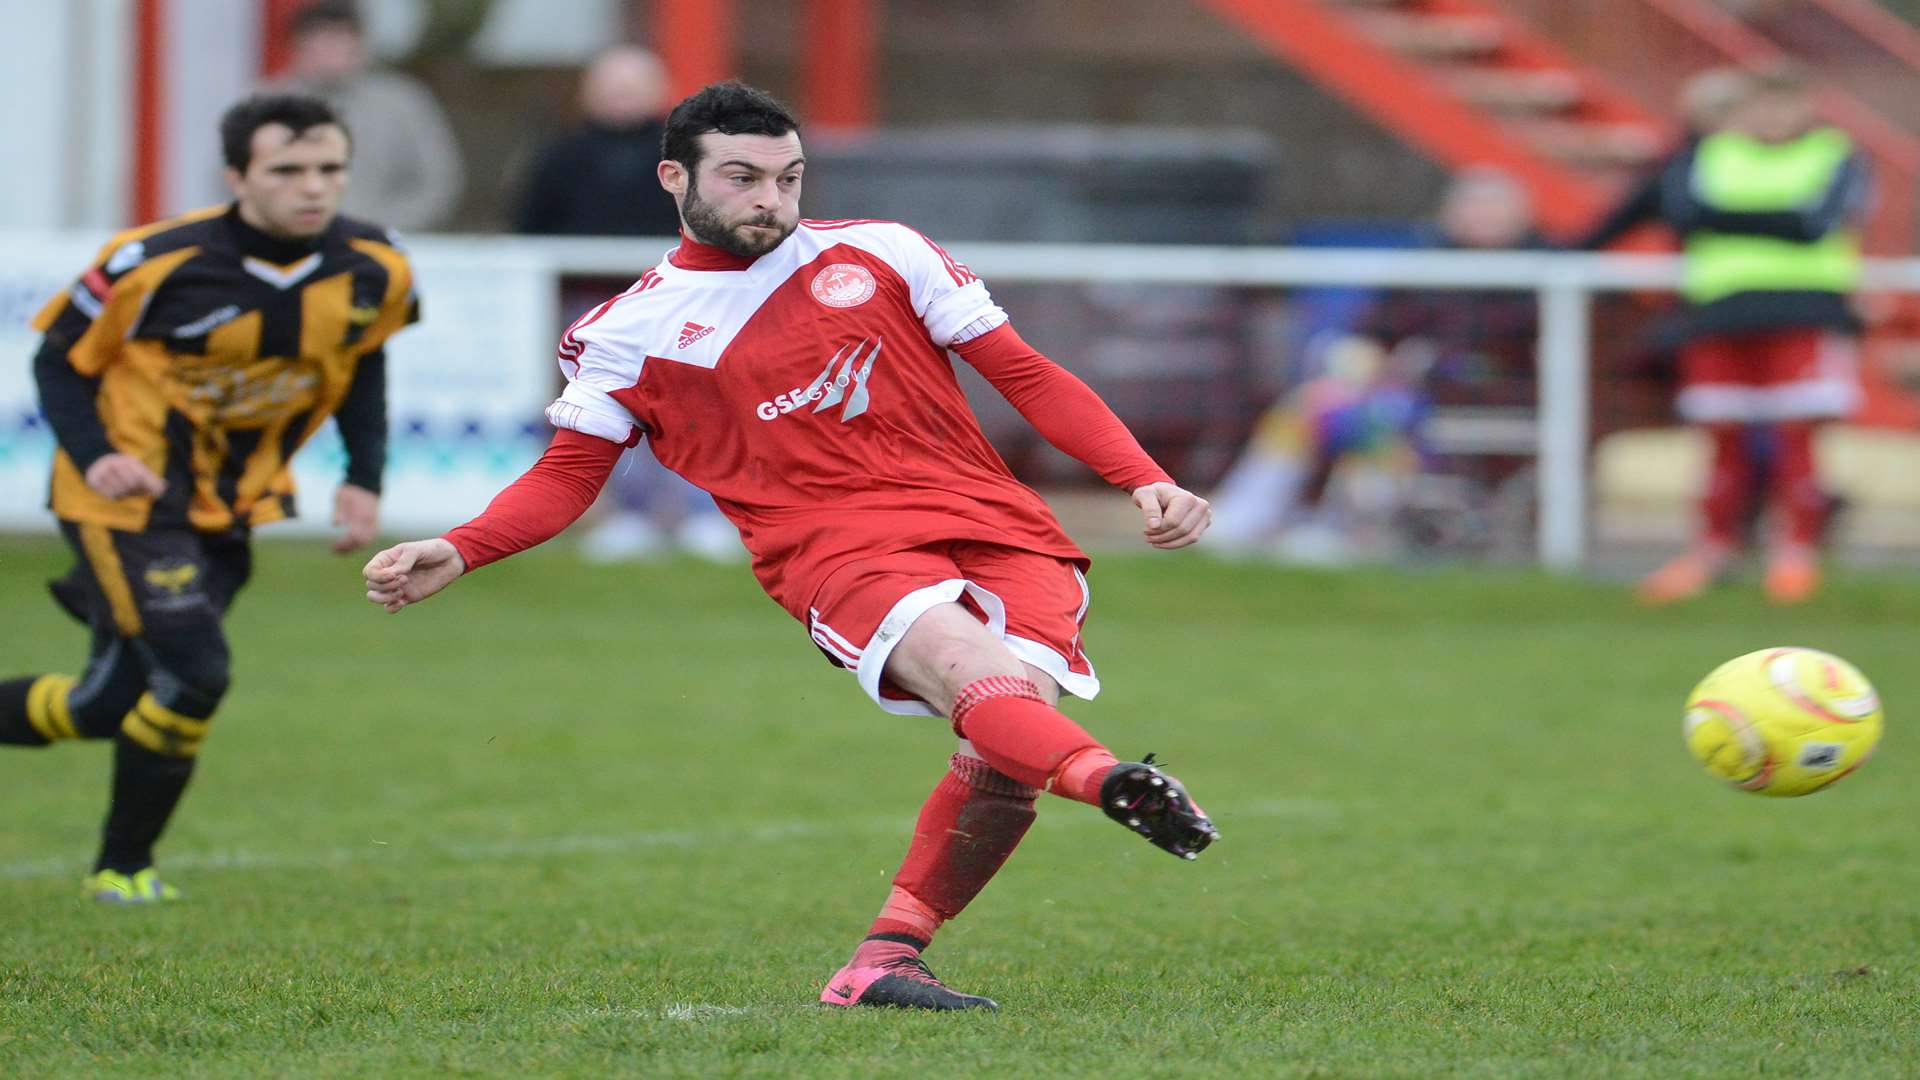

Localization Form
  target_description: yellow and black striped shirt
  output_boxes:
[32,203,418,532]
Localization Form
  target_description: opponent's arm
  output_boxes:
[955,323,1210,549]
[33,330,164,499]
[331,350,388,553]
[1573,165,1667,250]
[363,428,623,612]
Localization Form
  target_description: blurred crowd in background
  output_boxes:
[33,0,1920,574]
[240,0,1919,576]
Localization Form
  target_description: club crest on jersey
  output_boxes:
[757,337,883,422]
[810,263,877,309]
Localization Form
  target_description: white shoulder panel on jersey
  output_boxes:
[548,268,676,444]
[797,221,1007,347]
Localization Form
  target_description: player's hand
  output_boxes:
[331,483,380,554]
[84,454,166,500]
[1132,481,1211,550]
[363,538,466,613]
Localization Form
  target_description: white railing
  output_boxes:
[7,232,1919,566]
[925,245,1920,571]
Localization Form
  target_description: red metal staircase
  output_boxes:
[1195,0,1677,238]
[1198,0,1920,426]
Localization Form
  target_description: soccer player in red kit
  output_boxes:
[363,82,1218,1011]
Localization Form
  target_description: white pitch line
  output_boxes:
[0,798,1336,882]
[662,1003,762,1021]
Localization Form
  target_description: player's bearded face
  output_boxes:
[226,123,351,241]
[679,133,804,259]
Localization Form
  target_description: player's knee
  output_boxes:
[887,604,1029,713]
[920,635,1023,704]
[70,682,149,740]
[166,647,231,716]
[1017,664,1062,707]
[138,624,232,717]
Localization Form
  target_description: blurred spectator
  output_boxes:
[266,0,464,231]
[1577,67,1752,251]
[512,46,681,237]
[1207,335,1432,562]
[578,451,744,564]
[1587,65,1870,605]
[516,48,737,562]
[1209,169,1540,560]
[1361,169,1542,406]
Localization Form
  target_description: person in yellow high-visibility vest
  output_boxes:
[1629,65,1871,605]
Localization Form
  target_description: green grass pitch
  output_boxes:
[1,535,1917,1077]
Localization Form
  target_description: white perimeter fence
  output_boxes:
[5,233,1919,571]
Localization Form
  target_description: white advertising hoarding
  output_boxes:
[0,235,560,535]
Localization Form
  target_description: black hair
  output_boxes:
[219,93,351,171]
[661,81,800,173]
[289,0,362,37]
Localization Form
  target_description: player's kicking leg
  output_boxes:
[820,602,1217,1011]
[888,604,1219,858]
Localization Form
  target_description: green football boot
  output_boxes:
[83,868,180,904]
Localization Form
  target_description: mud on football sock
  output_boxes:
[868,753,1040,946]
[949,676,1117,805]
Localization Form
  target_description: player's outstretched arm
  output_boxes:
[1133,481,1212,550]
[361,428,625,615]
[957,324,1207,549]
[364,539,466,613]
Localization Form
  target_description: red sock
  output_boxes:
[867,754,1038,946]
[1701,423,1752,548]
[848,933,922,970]
[1772,421,1826,547]
[950,676,1117,804]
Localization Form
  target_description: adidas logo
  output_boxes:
[678,321,715,349]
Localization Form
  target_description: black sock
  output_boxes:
[0,677,51,746]
[95,733,197,874]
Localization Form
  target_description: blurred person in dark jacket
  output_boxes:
[513,46,682,238]
[515,47,737,562]
[1578,67,1753,252]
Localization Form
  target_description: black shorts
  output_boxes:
[58,521,252,637]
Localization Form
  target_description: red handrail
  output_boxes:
[1809,0,1920,73]
[1194,0,1606,235]
[1429,0,1675,132]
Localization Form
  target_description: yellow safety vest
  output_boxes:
[1682,128,1861,304]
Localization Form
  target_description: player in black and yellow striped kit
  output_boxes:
[0,94,418,902]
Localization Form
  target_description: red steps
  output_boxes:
[1195,0,1676,238]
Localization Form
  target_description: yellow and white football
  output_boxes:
[1682,647,1883,797]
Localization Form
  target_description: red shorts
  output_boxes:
[807,541,1097,716]
[1676,329,1861,422]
